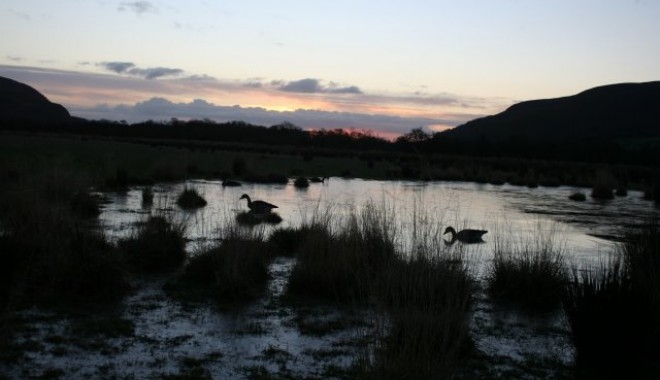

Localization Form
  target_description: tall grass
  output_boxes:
[563,220,660,374]
[367,254,473,379]
[172,223,271,303]
[118,214,187,273]
[487,222,566,312]
[287,202,397,303]
[0,166,129,311]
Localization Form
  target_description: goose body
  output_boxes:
[443,226,488,244]
[240,193,278,214]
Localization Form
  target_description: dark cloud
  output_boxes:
[128,67,184,80]
[99,61,183,80]
[100,61,135,74]
[118,1,158,15]
[279,78,322,93]
[277,78,363,94]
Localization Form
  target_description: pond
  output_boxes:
[101,178,658,270]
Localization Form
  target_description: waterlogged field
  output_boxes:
[2,178,659,379]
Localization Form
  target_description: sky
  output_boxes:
[1,0,659,139]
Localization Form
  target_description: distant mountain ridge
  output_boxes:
[443,81,660,142]
[0,76,70,122]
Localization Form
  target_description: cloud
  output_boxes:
[118,1,158,15]
[99,61,184,80]
[277,78,363,94]
[129,67,184,80]
[73,97,470,137]
[6,56,22,62]
[100,61,135,74]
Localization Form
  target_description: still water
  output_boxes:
[99,178,659,271]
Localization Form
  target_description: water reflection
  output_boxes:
[99,179,659,270]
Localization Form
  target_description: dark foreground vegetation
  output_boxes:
[563,220,660,377]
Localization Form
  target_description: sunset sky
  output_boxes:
[1,0,659,138]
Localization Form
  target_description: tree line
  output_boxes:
[1,118,659,166]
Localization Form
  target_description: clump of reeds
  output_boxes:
[563,220,660,373]
[487,224,566,312]
[366,254,473,379]
[267,225,327,256]
[294,177,310,188]
[172,224,271,303]
[176,186,207,209]
[287,203,397,303]
[119,214,187,272]
[569,192,586,201]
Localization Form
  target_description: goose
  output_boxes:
[239,193,278,214]
[443,226,488,244]
[309,176,329,183]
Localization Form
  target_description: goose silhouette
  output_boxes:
[240,193,278,214]
[443,226,488,244]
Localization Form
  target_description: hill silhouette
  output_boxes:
[441,81,660,142]
[0,76,70,123]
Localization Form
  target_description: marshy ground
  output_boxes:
[1,133,659,379]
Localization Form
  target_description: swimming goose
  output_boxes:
[239,193,278,214]
[443,226,488,244]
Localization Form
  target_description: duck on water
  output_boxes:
[443,226,488,244]
[239,194,278,214]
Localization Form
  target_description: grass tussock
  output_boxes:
[563,220,660,374]
[172,225,271,303]
[287,203,397,303]
[487,224,566,312]
[294,177,309,188]
[176,186,207,209]
[366,254,473,380]
[267,224,328,256]
[119,214,187,273]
